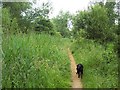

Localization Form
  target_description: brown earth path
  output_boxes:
[67,48,83,89]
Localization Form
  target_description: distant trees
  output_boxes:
[2,2,31,34]
[52,11,72,38]
[72,11,88,38]
[34,17,53,34]
[73,1,117,44]
[2,7,20,34]
[2,1,54,34]
[105,0,116,26]
[25,1,54,34]
[2,1,31,34]
[115,1,120,58]
[2,0,119,45]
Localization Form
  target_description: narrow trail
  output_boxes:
[67,48,83,88]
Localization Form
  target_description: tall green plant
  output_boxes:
[52,11,72,38]
[2,34,71,88]
[2,8,20,34]
[73,4,115,43]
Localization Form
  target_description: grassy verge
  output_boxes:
[2,33,71,88]
[70,38,118,88]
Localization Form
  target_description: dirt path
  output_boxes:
[68,48,83,88]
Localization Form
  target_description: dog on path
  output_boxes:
[76,64,83,78]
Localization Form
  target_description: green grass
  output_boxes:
[2,33,71,88]
[2,33,118,88]
[71,38,118,88]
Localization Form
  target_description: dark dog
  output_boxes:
[76,64,83,78]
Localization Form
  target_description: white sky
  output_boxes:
[33,0,96,18]
[50,0,91,17]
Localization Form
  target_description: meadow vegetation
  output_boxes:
[2,0,119,88]
[2,34,71,88]
[71,38,118,88]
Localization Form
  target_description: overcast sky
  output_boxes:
[50,0,91,17]
[33,0,95,18]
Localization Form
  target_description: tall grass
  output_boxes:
[71,38,118,88]
[0,28,2,89]
[2,33,71,88]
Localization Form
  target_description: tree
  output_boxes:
[2,1,53,34]
[2,2,31,27]
[2,8,20,34]
[34,16,53,34]
[21,1,53,34]
[72,11,88,38]
[2,1,32,34]
[73,4,115,43]
[24,1,52,21]
[52,11,72,38]
[105,0,116,26]
[87,5,109,41]
[115,1,120,58]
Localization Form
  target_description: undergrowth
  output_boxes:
[2,33,71,88]
[71,38,118,88]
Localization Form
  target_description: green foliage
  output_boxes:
[73,4,116,43]
[23,1,53,34]
[2,1,54,34]
[2,1,119,88]
[34,17,53,34]
[2,2,32,31]
[73,11,88,35]
[2,8,20,34]
[0,28,2,89]
[2,2,31,20]
[87,4,109,39]
[115,1,120,58]
[52,11,72,38]
[71,39,118,88]
[116,30,120,58]
[105,1,116,26]
[24,1,52,21]
[2,33,71,88]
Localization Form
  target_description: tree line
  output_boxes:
[2,0,120,58]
